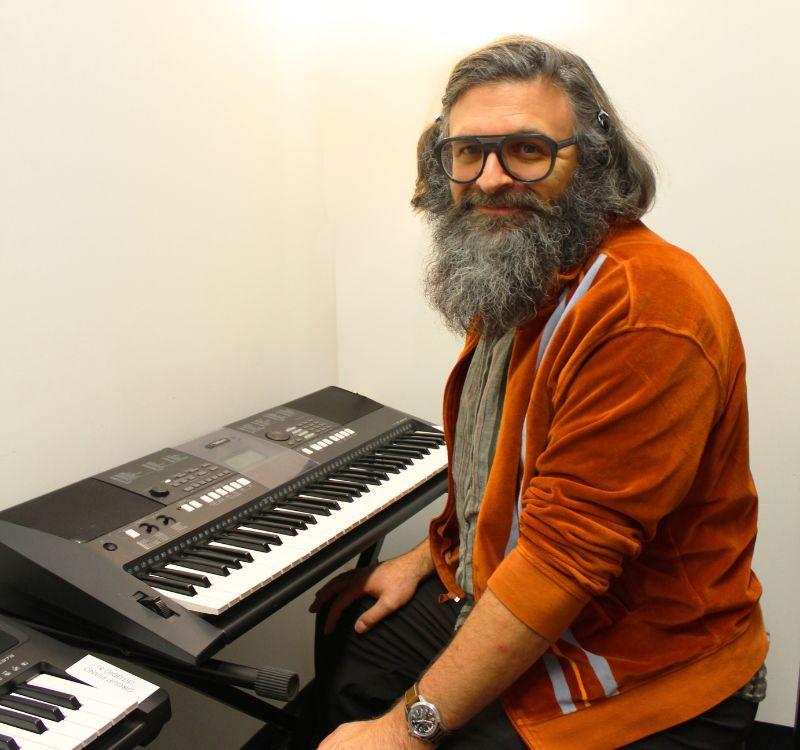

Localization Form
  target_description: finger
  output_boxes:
[354,597,396,634]
[323,588,365,635]
[309,569,363,612]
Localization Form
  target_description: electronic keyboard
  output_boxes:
[0,387,448,665]
[0,615,169,750]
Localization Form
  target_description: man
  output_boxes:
[311,37,767,749]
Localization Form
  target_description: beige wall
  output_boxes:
[0,1,339,504]
[1,0,798,733]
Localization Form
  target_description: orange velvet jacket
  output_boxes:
[429,221,767,749]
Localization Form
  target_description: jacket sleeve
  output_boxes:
[486,327,720,642]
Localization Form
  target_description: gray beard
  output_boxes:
[423,169,609,339]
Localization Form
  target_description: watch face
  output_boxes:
[408,703,438,738]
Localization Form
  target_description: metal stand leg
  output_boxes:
[356,539,383,568]
[141,658,302,731]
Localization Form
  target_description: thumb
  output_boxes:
[354,597,396,634]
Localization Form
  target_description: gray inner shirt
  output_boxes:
[452,329,515,629]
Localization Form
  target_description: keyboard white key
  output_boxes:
[0,705,98,747]
[8,694,112,732]
[5,738,53,750]
[27,675,135,714]
[0,721,66,749]
[149,585,233,616]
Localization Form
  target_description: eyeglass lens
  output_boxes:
[440,136,554,182]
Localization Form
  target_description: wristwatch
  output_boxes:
[404,682,451,744]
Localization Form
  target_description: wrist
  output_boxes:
[403,681,452,745]
[383,702,427,748]
[412,540,434,580]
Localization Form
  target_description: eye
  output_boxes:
[506,138,548,160]
[455,143,482,160]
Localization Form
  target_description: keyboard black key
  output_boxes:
[265,508,317,525]
[242,513,298,539]
[276,501,331,517]
[186,549,243,569]
[399,433,442,444]
[0,733,19,750]
[311,481,362,496]
[359,453,407,465]
[247,519,299,536]
[197,544,252,564]
[231,526,284,546]
[288,496,340,510]
[151,567,212,588]
[14,685,80,711]
[378,447,423,459]
[138,574,196,596]
[353,458,401,473]
[0,707,46,734]
[257,511,309,528]
[0,695,63,722]
[333,470,381,485]
[340,464,389,482]
[214,533,271,552]
[370,452,413,466]
[303,487,357,501]
[353,461,400,479]
[293,490,347,504]
[322,478,370,493]
[412,429,446,442]
[392,439,431,453]
[177,555,230,575]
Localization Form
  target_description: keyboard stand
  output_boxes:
[4,473,447,749]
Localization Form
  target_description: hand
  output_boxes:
[318,704,425,750]
[309,545,432,635]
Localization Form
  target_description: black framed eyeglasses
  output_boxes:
[435,133,577,184]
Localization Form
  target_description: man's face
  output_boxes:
[423,77,609,337]
[447,79,578,211]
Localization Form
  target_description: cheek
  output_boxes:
[450,182,467,203]
[525,182,559,202]
[535,162,576,200]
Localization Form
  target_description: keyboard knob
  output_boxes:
[139,523,159,534]
[149,487,170,498]
[157,515,176,526]
[266,430,291,441]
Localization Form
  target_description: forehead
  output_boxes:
[448,79,574,139]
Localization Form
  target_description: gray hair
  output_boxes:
[412,36,656,221]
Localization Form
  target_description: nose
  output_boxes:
[475,151,514,194]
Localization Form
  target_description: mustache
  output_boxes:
[456,188,561,216]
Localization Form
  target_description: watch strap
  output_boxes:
[404,682,417,711]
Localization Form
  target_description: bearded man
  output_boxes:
[311,37,768,750]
